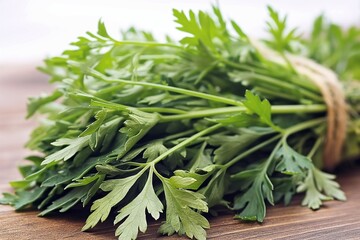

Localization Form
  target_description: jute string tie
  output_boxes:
[252,40,348,170]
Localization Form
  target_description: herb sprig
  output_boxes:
[2,6,359,240]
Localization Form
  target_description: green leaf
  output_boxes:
[143,140,168,162]
[66,174,101,189]
[275,142,312,175]
[231,20,248,41]
[18,165,38,178]
[114,168,163,240]
[27,90,62,118]
[265,6,299,52]
[313,168,346,201]
[243,90,274,128]
[117,110,158,158]
[173,8,218,52]
[39,185,92,216]
[186,142,212,171]
[174,165,217,191]
[41,156,102,187]
[12,187,47,210]
[79,109,108,137]
[209,128,265,164]
[297,166,346,209]
[232,164,274,222]
[199,168,227,207]
[169,176,197,189]
[139,93,167,105]
[97,20,111,39]
[272,177,296,205]
[82,168,145,230]
[95,164,123,176]
[82,174,105,206]
[159,176,209,240]
[65,174,105,206]
[42,136,91,165]
[89,117,122,152]
[0,193,18,205]
[213,112,262,128]
[38,185,63,209]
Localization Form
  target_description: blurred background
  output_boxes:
[0,0,359,65]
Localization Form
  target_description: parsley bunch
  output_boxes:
[2,6,359,240]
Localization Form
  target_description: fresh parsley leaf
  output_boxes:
[79,109,108,137]
[243,90,279,130]
[159,176,209,240]
[265,6,300,53]
[39,185,92,216]
[27,90,63,118]
[275,141,312,175]
[117,110,159,158]
[10,186,47,210]
[42,136,91,165]
[114,168,163,240]
[297,166,346,209]
[143,140,168,162]
[209,128,266,164]
[82,168,146,230]
[232,162,274,222]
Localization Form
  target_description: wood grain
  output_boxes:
[0,65,360,240]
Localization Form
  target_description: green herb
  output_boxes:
[2,5,359,240]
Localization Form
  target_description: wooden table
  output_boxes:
[1,65,360,240]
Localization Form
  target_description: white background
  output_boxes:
[0,0,359,64]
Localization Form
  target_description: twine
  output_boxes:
[251,40,348,170]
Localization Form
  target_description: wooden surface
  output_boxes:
[1,65,360,240]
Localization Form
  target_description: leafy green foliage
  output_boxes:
[117,110,159,158]
[80,109,108,137]
[27,90,62,118]
[297,166,346,209]
[306,15,360,79]
[243,90,279,130]
[209,128,265,164]
[114,169,163,240]
[39,185,93,216]
[42,136,91,165]
[82,170,144,230]
[2,5,357,240]
[159,176,209,240]
[2,187,47,210]
[265,6,300,53]
[275,142,312,175]
[232,163,274,222]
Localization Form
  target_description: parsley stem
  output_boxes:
[252,86,303,102]
[224,134,282,168]
[233,72,323,102]
[221,59,320,94]
[224,118,325,169]
[139,54,181,60]
[138,107,187,114]
[159,106,247,122]
[262,140,282,176]
[83,67,244,106]
[158,104,326,122]
[163,129,197,141]
[283,117,326,138]
[113,40,183,50]
[150,124,222,165]
[307,136,324,159]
